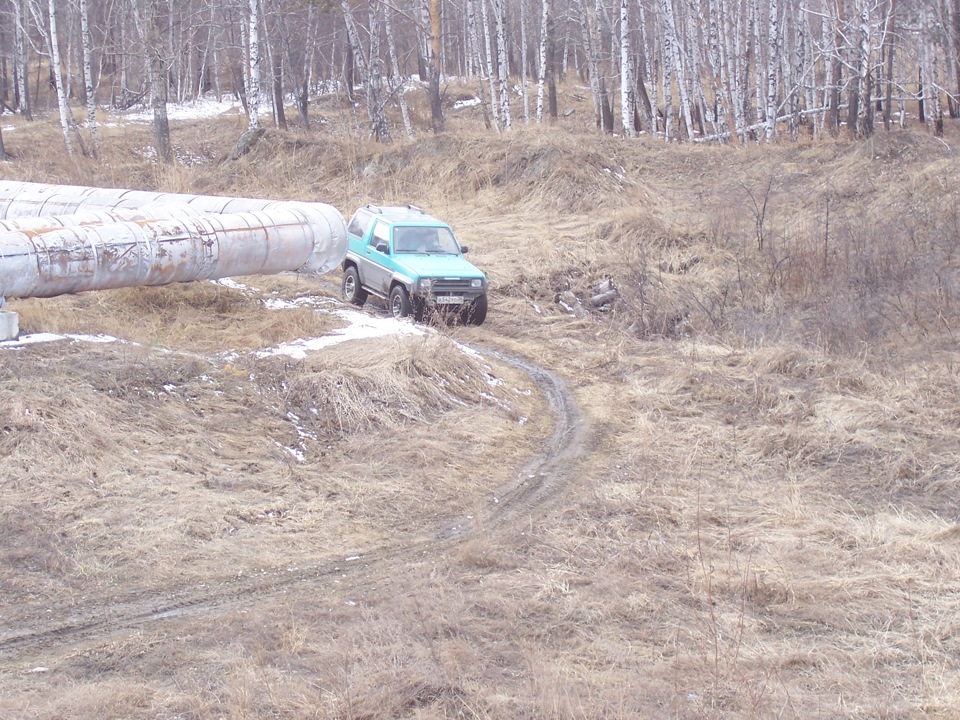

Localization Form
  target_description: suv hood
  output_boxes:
[395,253,485,279]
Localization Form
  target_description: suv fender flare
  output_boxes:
[390,273,415,293]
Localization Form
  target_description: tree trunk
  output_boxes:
[13,0,30,118]
[341,0,389,141]
[246,0,262,130]
[428,0,444,130]
[480,0,500,129]
[494,0,511,129]
[520,0,529,122]
[385,4,414,138]
[536,0,550,122]
[661,0,693,140]
[44,0,74,155]
[132,0,173,163]
[882,0,895,130]
[79,0,99,156]
[765,0,780,140]
[619,0,636,136]
[828,0,844,135]
[467,0,492,129]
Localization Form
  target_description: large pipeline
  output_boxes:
[0,181,347,305]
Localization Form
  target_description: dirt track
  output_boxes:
[0,331,585,663]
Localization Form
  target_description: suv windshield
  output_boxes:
[393,226,460,254]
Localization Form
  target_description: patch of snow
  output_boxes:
[215,278,252,291]
[116,97,243,124]
[453,97,481,110]
[262,296,331,310]
[0,333,120,349]
[275,440,305,463]
[256,309,424,359]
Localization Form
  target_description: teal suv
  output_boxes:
[341,205,488,325]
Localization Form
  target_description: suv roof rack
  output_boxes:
[364,203,426,216]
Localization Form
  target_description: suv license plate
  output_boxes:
[435,295,464,305]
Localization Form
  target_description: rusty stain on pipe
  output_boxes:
[0,181,347,303]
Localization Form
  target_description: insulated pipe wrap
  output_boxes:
[0,181,347,301]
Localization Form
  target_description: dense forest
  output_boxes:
[0,0,957,156]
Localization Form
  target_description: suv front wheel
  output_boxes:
[461,294,488,326]
[389,285,412,318]
[342,266,368,306]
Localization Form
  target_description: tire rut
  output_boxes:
[0,322,584,661]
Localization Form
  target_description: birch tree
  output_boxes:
[660,0,693,139]
[33,0,78,154]
[619,0,636,136]
[341,0,390,141]
[520,0,530,122]
[141,0,173,162]
[428,0,444,130]
[480,0,501,129]
[12,0,30,118]
[79,0,100,156]
[536,0,550,122]
[494,0,512,129]
[764,0,779,140]
[246,0,262,130]
[384,4,414,138]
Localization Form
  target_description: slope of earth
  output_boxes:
[1,102,960,718]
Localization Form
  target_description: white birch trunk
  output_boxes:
[129,0,171,162]
[494,0,512,129]
[46,0,73,154]
[13,0,30,117]
[480,0,501,129]
[385,6,414,139]
[520,0,529,122]
[660,0,693,139]
[751,0,763,127]
[367,1,390,140]
[79,0,99,157]
[764,0,779,139]
[468,0,493,129]
[924,4,944,134]
[685,0,714,135]
[855,0,872,136]
[536,0,549,122]
[579,0,604,129]
[247,0,262,130]
[619,0,635,136]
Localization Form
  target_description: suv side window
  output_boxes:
[348,209,373,239]
[371,221,391,251]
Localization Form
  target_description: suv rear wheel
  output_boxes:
[390,285,412,318]
[342,266,368,306]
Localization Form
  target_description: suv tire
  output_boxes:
[462,293,488,326]
[342,266,368,306]
[390,285,412,318]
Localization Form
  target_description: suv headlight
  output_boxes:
[418,278,432,292]
[471,279,483,288]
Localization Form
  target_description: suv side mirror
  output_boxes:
[459,245,469,254]
[375,241,389,254]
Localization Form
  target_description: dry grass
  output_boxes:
[2,85,960,718]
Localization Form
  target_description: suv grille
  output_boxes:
[431,278,474,293]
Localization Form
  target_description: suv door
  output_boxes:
[361,220,394,294]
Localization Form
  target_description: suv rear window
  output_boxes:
[347,209,374,239]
